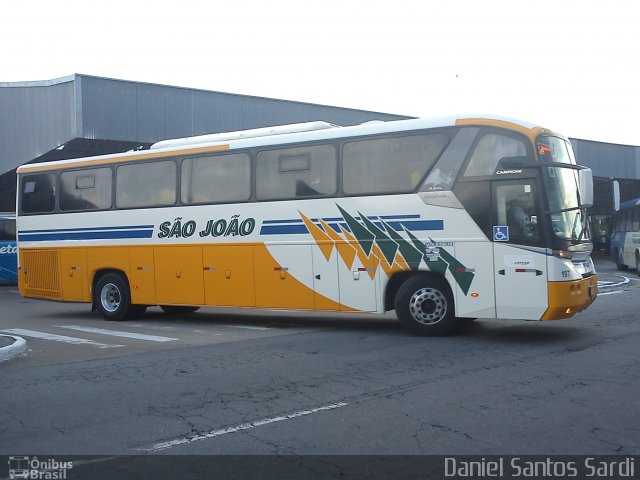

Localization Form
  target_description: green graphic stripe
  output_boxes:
[336,205,375,257]
[359,213,399,265]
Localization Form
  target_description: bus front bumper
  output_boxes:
[542,275,598,320]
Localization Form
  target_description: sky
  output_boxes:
[2,0,639,145]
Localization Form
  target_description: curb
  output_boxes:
[0,334,27,363]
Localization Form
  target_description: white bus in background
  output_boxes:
[16,115,597,335]
[610,197,640,273]
[0,212,17,284]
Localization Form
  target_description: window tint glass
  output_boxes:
[424,127,478,191]
[537,136,575,164]
[256,145,336,200]
[21,174,56,214]
[464,133,527,177]
[0,219,16,241]
[60,168,112,211]
[342,133,448,195]
[182,153,251,204]
[495,183,540,244]
[116,161,176,208]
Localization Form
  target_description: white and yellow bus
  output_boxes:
[16,115,598,335]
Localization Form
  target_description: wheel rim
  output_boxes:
[100,283,121,313]
[408,287,447,325]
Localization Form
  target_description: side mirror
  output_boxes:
[578,168,593,207]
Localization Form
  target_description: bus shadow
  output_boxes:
[457,319,583,345]
[36,306,585,344]
[144,307,406,334]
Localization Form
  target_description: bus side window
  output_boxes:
[60,168,112,211]
[256,145,336,201]
[21,174,56,214]
[181,153,250,204]
[464,133,527,177]
[116,161,176,209]
[343,133,448,195]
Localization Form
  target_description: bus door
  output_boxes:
[311,244,340,310]
[491,179,548,320]
[337,246,378,313]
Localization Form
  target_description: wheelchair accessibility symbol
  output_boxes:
[493,226,509,242]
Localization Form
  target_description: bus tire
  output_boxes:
[636,252,640,276]
[615,249,628,271]
[94,272,133,321]
[160,305,200,315]
[394,274,458,336]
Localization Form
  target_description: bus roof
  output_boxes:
[17,114,549,174]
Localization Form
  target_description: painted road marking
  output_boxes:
[124,323,180,331]
[219,324,271,331]
[57,325,178,342]
[144,402,349,452]
[0,329,124,349]
[598,290,624,296]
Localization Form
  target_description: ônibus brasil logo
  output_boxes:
[8,456,73,479]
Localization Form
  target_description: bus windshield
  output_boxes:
[544,166,590,243]
[537,136,576,164]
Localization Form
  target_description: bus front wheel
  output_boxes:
[394,275,458,336]
[94,272,135,321]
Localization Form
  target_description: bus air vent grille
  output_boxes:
[23,250,61,298]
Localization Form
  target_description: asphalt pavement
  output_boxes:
[0,256,633,363]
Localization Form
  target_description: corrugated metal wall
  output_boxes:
[0,77,77,174]
[0,74,408,177]
[78,75,407,144]
[572,138,639,179]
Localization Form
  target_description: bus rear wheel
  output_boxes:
[160,305,200,315]
[616,249,628,271]
[94,272,142,321]
[394,275,458,336]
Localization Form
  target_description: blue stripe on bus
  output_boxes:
[265,215,421,225]
[378,214,420,220]
[325,223,350,233]
[259,225,310,235]
[387,220,444,231]
[18,230,154,241]
[261,219,304,224]
[18,225,154,234]
[259,218,444,235]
